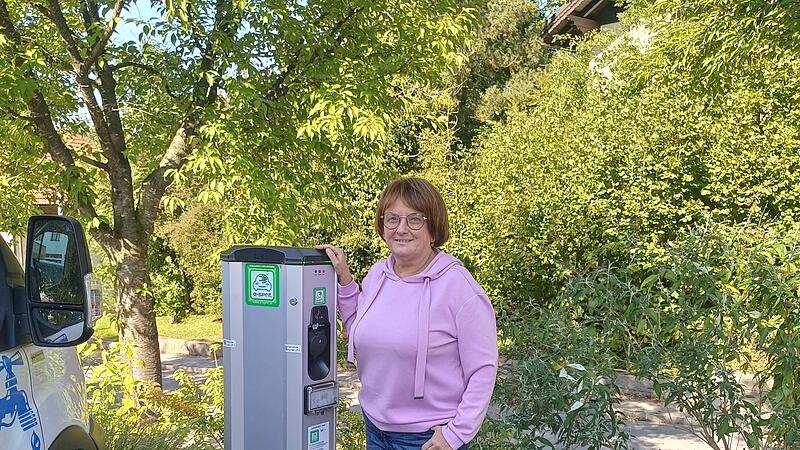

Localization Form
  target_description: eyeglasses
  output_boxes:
[382,212,427,230]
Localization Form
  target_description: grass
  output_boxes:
[92,314,118,340]
[156,314,222,341]
[91,314,223,341]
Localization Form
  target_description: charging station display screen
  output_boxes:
[306,383,338,413]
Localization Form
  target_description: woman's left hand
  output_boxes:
[422,426,453,450]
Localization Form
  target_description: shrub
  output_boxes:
[81,341,223,449]
[82,341,373,449]
[561,222,800,449]
[474,308,628,449]
[146,236,194,322]
[336,399,367,450]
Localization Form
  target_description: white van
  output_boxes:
[0,216,106,450]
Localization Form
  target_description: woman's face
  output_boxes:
[383,198,434,261]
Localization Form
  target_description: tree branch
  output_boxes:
[0,106,35,122]
[83,0,125,71]
[56,0,137,238]
[109,61,179,99]
[136,0,236,234]
[265,6,364,101]
[21,34,74,71]
[80,0,128,143]
[79,154,110,172]
[40,0,84,70]
[37,0,115,147]
[0,0,114,246]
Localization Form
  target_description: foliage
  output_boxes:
[639,0,800,100]
[475,309,628,449]
[0,0,481,384]
[158,204,225,315]
[449,0,549,145]
[81,341,224,449]
[0,130,41,232]
[559,221,800,449]
[336,398,367,450]
[416,0,800,447]
[92,313,120,340]
[426,0,800,316]
[82,340,372,449]
[145,236,193,321]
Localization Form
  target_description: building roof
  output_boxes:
[31,131,95,208]
[541,0,624,46]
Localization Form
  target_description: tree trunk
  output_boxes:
[115,240,163,386]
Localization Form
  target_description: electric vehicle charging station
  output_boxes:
[221,246,338,450]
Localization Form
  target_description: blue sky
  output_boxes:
[114,0,160,44]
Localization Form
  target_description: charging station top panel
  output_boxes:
[221,246,331,265]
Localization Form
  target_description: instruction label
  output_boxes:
[308,422,330,450]
[244,263,280,307]
[285,344,301,353]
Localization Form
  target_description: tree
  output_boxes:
[0,0,475,385]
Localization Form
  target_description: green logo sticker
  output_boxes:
[308,422,329,449]
[313,287,326,305]
[245,264,280,307]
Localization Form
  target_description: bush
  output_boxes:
[420,0,800,319]
[159,204,226,316]
[475,308,628,449]
[336,399,367,450]
[561,222,800,449]
[81,341,223,450]
[82,341,372,449]
[146,236,194,322]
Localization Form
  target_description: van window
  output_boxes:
[1,237,24,288]
[1,237,23,351]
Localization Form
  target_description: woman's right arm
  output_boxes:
[315,244,358,334]
[337,279,360,335]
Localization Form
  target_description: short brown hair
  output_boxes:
[375,177,450,248]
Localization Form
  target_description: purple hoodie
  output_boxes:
[338,251,498,448]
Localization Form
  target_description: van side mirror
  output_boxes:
[25,216,100,347]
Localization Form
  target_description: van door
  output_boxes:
[0,347,46,450]
[1,230,44,448]
[23,343,90,447]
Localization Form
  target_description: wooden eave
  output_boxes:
[541,0,623,46]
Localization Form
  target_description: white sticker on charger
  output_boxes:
[285,344,301,353]
[223,339,237,348]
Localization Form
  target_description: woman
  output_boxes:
[317,177,497,450]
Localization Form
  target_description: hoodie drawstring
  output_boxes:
[413,276,432,399]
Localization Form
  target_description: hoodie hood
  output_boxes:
[381,250,462,283]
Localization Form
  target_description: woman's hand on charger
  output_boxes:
[314,244,354,286]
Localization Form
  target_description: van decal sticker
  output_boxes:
[31,430,42,449]
[1,351,41,449]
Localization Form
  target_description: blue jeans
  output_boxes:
[364,414,468,450]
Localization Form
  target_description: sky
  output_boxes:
[113,0,160,45]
